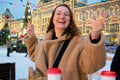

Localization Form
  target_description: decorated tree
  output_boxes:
[0,8,14,46]
[0,23,10,45]
[16,1,31,50]
[22,1,31,31]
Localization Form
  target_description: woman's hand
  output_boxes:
[27,20,35,38]
[90,12,106,40]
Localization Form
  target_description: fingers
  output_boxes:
[90,19,96,28]
[27,20,32,27]
[93,12,106,26]
[93,12,99,20]
[102,12,106,18]
[27,20,34,29]
[27,24,34,32]
[101,12,106,25]
[93,13,102,27]
[93,12,106,20]
[27,21,34,37]
[28,19,32,24]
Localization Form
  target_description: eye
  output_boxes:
[64,13,70,16]
[56,13,61,15]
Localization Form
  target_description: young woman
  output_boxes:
[24,4,106,80]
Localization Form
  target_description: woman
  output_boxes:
[24,4,106,80]
[111,36,120,80]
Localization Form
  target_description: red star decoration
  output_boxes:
[6,15,10,19]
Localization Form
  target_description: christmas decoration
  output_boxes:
[0,23,10,46]
[0,1,36,8]
[22,1,31,29]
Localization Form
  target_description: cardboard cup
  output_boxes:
[47,68,62,80]
[101,70,117,80]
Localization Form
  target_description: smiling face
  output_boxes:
[46,4,80,37]
[53,6,70,32]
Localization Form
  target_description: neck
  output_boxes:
[55,29,64,37]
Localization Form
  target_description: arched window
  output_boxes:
[79,13,83,20]
[101,8,105,14]
[85,10,89,19]
[75,13,79,21]
[115,5,119,15]
[90,10,93,19]
[109,19,119,33]
[109,6,114,16]
[96,8,101,16]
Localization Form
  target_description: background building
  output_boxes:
[0,0,120,45]
[74,0,120,45]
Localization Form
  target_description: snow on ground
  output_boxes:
[0,46,114,80]
[0,46,35,80]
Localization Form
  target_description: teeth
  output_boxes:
[59,22,65,23]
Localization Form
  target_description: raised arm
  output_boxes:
[90,12,106,40]
[27,20,35,38]
[24,21,38,62]
[79,12,107,73]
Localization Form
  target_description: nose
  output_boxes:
[60,14,65,18]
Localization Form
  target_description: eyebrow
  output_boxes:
[56,10,70,14]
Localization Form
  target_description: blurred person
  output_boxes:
[6,40,11,57]
[24,4,106,80]
[25,49,28,57]
[111,36,120,80]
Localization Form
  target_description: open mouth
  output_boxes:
[58,21,65,24]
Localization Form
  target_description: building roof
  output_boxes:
[2,8,14,19]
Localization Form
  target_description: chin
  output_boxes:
[59,27,66,30]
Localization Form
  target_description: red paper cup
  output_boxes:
[47,68,62,80]
[101,70,117,80]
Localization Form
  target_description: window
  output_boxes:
[109,6,114,16]
[115,6,119,15]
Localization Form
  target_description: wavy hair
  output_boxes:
[46,4,81,37]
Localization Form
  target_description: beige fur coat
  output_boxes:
[24,31,106,80]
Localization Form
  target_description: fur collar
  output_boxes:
[44,31,72,41]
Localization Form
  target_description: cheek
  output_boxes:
[53,17,57,24]
[67,18,70,24]
[53,18,56,24]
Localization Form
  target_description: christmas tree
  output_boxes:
[22,1,31,30]
[0,8,14,46]
[16,1,31,50]
[0,23,10,46]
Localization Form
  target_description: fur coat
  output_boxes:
[24,31,106,80]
